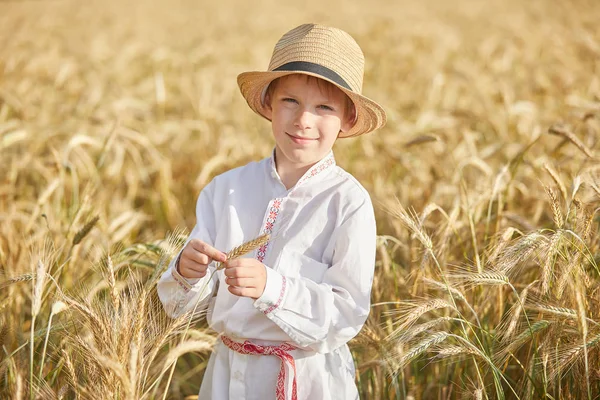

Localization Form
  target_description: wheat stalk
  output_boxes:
[88,343,132,398]
[557,251,581,299]
[500,283,532,342]
[72,215,99,245]
[161,340,214,375]
[574,281,590,394]
[542,231,563,294]
[0,324,7,351]
[61,349,79,398]
[544,186,564,229]
[571,176,583,201]
[497,320,552,364]
[422,277,468,303]
[386,299,455,331]
[38,301,68,381]
[129,342,139,399]
[495,232,546,275]
[449,271,510,286]
[433,344,479,359]
[62,297,108,339]
[106,255,120,312]
[488,227,519,264]
[133,291,146,349]
[388,316,452,342]
[552,332,600,381]
[388,200,433,250]
[30,259,47,400]
[544,164,568,203]
[15,371,23,400]
[32,260,46,316]
[141,314,191,389]
[548,124,595,159]
[581,207,595,241]
[529,304,577,318]
[399,332,449,366]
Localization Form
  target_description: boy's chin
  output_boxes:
[282,147,324,165]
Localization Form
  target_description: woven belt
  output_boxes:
[221,335,298,400]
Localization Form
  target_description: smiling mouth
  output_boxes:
[286,133,316,141]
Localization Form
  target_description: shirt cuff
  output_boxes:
[253,267,287,315]
[171,252,202,293]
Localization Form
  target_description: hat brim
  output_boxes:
[237,70,386,138]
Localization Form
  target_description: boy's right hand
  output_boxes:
[177,239,227,279]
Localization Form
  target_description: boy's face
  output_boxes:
[263,74,355,167]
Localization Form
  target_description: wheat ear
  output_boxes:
[0,274,33,290]
[215,233,270,270]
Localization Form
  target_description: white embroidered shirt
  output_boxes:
[157,150,376,400]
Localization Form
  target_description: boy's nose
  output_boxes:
[294,110,315,130]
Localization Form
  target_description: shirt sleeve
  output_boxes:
[253,196,377,353]
[157,180,219,318]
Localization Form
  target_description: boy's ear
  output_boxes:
[262,91,273,119]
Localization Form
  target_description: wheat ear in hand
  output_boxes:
[215,233,270,270]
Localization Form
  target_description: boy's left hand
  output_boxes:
[223,258,267,299]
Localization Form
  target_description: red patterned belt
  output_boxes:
[221,335,298,400]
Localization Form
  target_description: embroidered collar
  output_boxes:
[269,148,336,188]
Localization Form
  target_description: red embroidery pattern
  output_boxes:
[257,198,283,262]
[269,151,335,188]
[221,335,298,400]
[173,275,191,292]
[297,152,335,186]
[264,276,287,315]
[174,280,191,292]
[172,260,192,293]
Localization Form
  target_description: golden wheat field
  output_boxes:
[1,0,600,398]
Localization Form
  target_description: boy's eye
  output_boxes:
[282,98,298,104]
[318,105,334,111]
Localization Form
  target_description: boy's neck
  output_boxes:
[273,148,314,190]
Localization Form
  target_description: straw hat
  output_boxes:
[237,23,386,138]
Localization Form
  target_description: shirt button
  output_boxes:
[233,371,243,381]
[270,171,277,178]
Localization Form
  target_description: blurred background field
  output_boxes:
[1,0,599,398]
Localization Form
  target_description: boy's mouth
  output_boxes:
[286,132,317,144]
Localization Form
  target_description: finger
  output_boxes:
[189,239,227,262]
[225,276,256,288]
[180,268,207,279]
[227,285,256,298]
[225,258,257,269]
[183,247,211,265]
[224,258,240,268]
[223,266,254,279]
[179,258,208,274]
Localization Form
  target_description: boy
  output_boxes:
[157,23,386,400]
